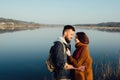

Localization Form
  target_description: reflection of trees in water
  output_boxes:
[97,28,120,32]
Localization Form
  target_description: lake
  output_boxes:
[0,26,120,80]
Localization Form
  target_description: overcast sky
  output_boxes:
[0,0,120,24]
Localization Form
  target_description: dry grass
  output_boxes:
[93,52,120,80]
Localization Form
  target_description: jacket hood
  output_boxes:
[55,36,68,45]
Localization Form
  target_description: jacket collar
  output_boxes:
[75,41,88,48]
[56,36,68,45]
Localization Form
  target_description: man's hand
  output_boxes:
[66,49,71,56]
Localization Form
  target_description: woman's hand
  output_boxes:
[66,48,71,56]
[77,66,85,71]
[64,63,74,70]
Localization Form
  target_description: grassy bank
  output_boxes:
[92,53,120,80]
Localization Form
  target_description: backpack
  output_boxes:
[46,41,66,72]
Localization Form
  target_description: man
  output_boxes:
[53,25,75,80]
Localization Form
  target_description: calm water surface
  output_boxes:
[0,27,120,80]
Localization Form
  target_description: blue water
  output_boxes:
[0,27,120,80]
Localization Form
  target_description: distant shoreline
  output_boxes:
[75,26,120,32]
[0,17,120,33]
[0,26,120,33]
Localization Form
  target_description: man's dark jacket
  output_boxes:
[52,37,71,79]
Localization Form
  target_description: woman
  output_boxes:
[65,32,93,80]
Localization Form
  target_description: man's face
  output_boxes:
[65,29,75,43]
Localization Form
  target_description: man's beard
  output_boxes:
[65,37,71,43]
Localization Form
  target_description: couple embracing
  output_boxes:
[50,25,93,80]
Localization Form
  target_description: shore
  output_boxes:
[75,26,120,32]
[0,23,43,33]
[0,25,120,33]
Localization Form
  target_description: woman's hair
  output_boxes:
[76,32,89,44]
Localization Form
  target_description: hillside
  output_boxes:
[0,17,41,32]
[97,22,120,27]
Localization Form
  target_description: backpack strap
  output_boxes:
[58,41,66,54]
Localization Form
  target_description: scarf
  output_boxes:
[73,42,88,60]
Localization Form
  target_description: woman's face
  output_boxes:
[75,35,80,44]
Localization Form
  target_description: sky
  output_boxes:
[0,0,120,24]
